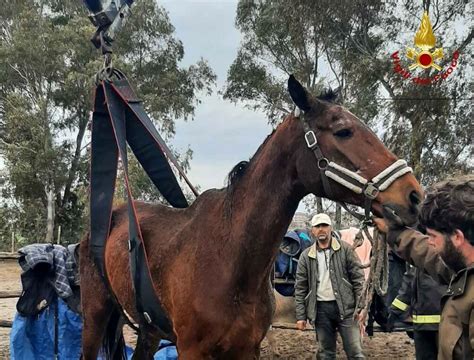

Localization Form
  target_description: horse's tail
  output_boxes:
[101,307,127,360]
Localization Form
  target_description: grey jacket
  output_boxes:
[295,233,365,322]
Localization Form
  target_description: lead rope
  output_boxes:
[353,225,389,319]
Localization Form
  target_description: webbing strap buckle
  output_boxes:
[364,182,379,199]
[305,130,317,149]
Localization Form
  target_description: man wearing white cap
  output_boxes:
[295,213,366,359]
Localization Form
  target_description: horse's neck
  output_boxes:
[228,119,306,292]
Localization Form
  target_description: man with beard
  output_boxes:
[376,175,473,359]
[295,213,366,359]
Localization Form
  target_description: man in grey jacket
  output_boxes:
[295,213,366,359]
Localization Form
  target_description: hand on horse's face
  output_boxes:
[373,203,408,234]
[373,217,388,234]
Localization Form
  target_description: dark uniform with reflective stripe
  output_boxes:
[389,228,474,359]
[391,266,447,360]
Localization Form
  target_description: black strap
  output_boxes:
[54,298,58,360]
[106,81,173,333]
[338,202,366,222]
[90,78,191,335]
[90,84,119,277]
[299,119,333,198]
[111,79,199,199]
[90,84,139,332]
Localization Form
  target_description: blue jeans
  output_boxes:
[315,301,365,359]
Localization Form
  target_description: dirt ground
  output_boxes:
[0,259,415,359]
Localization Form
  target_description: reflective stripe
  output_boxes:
[412,315,441,323]
[392,298,409,311]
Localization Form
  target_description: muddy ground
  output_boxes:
[0,259,415,359]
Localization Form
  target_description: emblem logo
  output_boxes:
[406,12,443,71]
[390,11,460,85]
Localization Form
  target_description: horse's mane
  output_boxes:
[318,88,340,103]
[223,129,276,217]
[227,160,250,188]
[225,128,276,191]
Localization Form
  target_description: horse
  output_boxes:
[80,75,423,359]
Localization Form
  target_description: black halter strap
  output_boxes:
[299,120,334,199]
[297,110,412,223]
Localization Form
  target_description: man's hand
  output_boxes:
[296,320,307,331]
[373,217,388,234]
[373,210,410,247]
[355,310,367,337]
[376,203,408,231]
[356,309,368,323]
[373,209,407,233]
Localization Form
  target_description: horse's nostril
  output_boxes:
[409,190,421,206]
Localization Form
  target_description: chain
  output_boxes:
[94,31,118,84]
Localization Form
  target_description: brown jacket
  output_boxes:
[295,234,365,322]
[388,228,474,359]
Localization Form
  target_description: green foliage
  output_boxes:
[225,1,325,123]
[112,0,216,137]
[226,0,472,193]
[0,0,215,246]
[114,146,196,204]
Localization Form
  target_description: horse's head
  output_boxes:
[288,75,422,224]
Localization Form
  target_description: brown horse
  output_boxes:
[80,76,422,359]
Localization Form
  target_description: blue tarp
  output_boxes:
[10,298,82,360]
[116,343,177,360]
[10,298,177,359]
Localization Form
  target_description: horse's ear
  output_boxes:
[288,75,311,112]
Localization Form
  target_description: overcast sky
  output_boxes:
[162,0,274,191]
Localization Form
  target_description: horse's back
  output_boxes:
[102,189,229,317]
[110,188,226,240]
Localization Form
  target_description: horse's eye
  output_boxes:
[333,129,353,138]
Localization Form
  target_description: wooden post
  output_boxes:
[0,290,21,298]
[56,225,61,245]
[11,227,15,253]
[335,203,342,230]
[0,320,13,328]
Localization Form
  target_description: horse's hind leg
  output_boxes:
[132,327,161,360]
[81,298,115,359]
[80,238,114,359]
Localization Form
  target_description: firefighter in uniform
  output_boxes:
[390,265,447,360]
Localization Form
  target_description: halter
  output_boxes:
[294,107,413,222]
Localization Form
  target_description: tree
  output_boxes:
[225,0,472,222]
[0,0,216,244]
[224,0,381,218]
[344,0,474,183]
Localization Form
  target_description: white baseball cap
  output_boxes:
[311,213,332,227]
